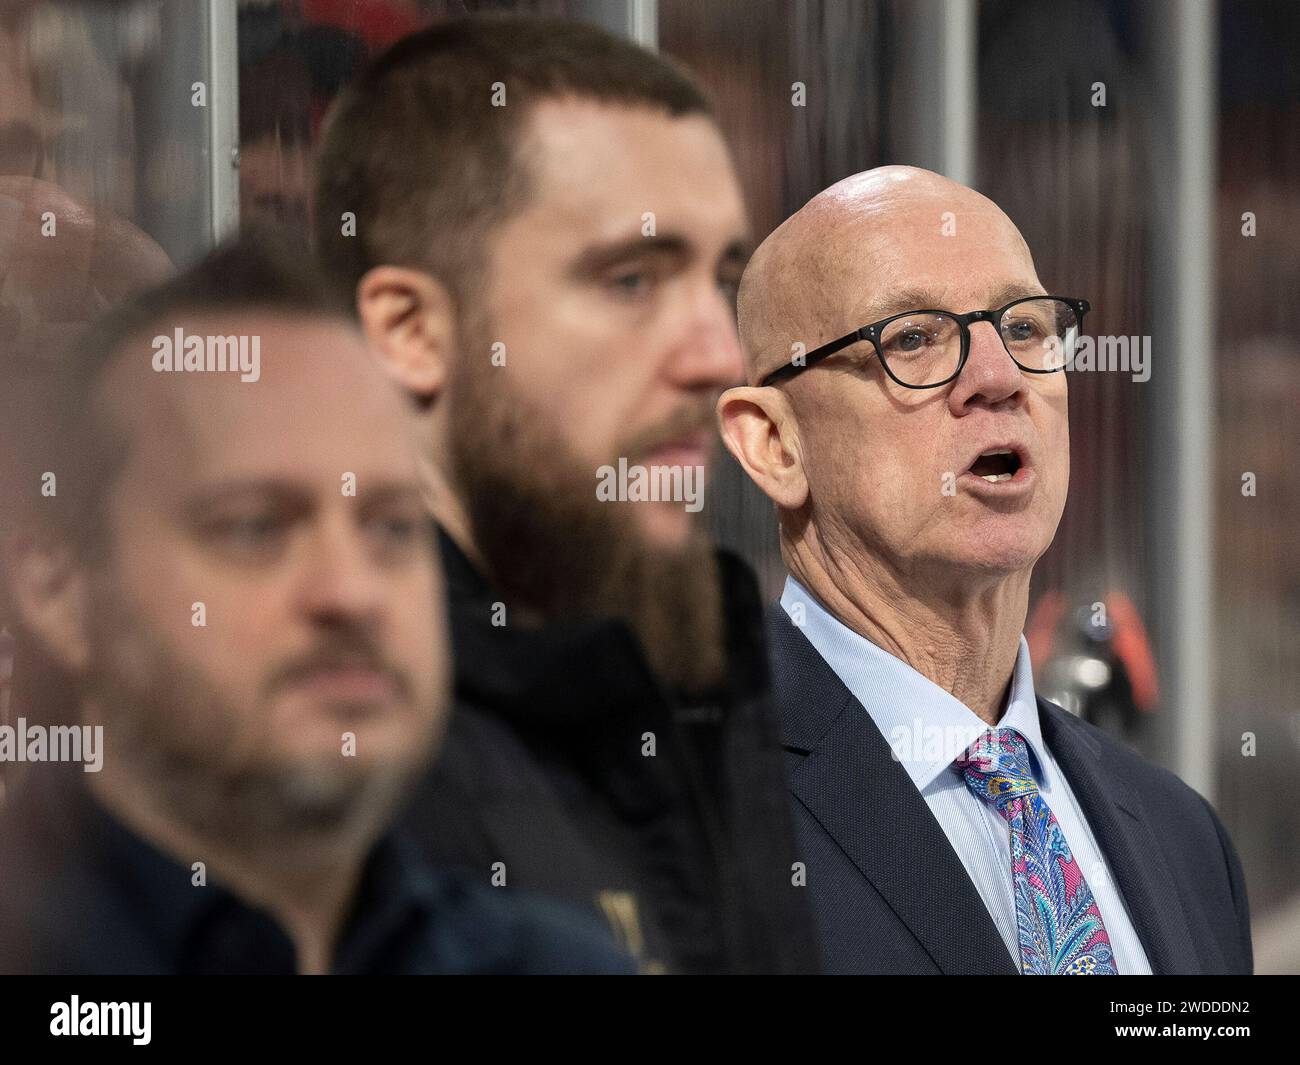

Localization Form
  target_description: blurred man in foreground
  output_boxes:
[717,165,1252,974]
[0,238,633,975]
[315,17,815,973]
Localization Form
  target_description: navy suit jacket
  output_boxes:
[770,609,1253,975]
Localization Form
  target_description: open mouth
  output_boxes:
[968,449,1023,483]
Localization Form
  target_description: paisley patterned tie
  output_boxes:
[956,728,1118,974]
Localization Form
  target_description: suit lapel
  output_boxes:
[772,613,1017,975]
[1037,698,1202,974]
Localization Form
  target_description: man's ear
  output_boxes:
[355,266,456,402]
[716,386,809,510]
[3,530,91,675]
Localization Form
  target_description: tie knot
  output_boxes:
[955,728,1038,814]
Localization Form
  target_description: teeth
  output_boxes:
[980,449,1013,457]
[980,472,1013,483]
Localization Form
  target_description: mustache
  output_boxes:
[265,631,410,700]
[621,401,717,462]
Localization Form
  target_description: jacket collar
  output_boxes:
[779,575,1048,792]
[771,608,1016,974]
[437,524,767,731]
[771,607,1203,974]
[1036,700,1202,974]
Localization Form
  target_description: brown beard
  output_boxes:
[445,340,727,696]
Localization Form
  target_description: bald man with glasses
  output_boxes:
[717,165,1252,975]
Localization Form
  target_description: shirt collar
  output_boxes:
[780,575,1049,792]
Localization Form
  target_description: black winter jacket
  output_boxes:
[396,528,819,974]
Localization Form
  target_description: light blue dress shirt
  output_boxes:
[781,576,1152,974]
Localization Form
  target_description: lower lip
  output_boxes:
[288,669,396,702]
[643,444,708,469]
[959,463,1036,498]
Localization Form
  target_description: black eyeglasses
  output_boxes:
[760,295,1091,389]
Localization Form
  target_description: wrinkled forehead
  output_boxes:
[824,194,1040,328]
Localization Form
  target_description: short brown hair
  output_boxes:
[313,15,714,310]
[10,231,350,557]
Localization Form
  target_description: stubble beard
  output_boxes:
[82,573,430,863]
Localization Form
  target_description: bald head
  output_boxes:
[737,166,1035,384]
[718,160,1070,628]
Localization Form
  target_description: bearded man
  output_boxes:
[314,17,815,974]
